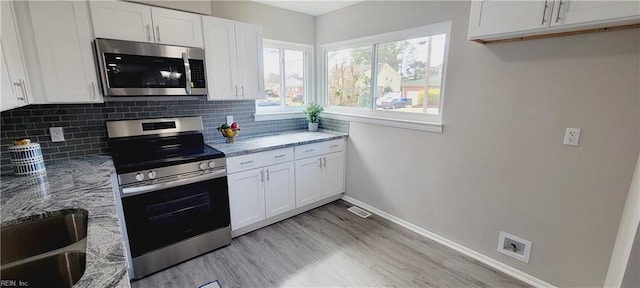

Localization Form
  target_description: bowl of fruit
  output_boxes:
[217,122,241,143]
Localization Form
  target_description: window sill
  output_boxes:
[322,111,443,133]
[254,111,305,121]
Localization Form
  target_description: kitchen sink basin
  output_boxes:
[1,251,86,288]
[0,209,88,287]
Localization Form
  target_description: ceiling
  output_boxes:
[251,0,365,16]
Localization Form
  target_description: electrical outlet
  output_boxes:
[497,231,532,263]
[226,116,233,125]
[563,128,581,146]
[49,127,65,142]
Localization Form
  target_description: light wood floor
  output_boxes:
[131,200,529,288]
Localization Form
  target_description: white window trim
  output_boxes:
[319,21,451,132]
[255,39,313,121]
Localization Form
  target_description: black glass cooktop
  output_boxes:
[109,132,224,174]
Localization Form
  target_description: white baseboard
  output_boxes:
[341,195,556,288]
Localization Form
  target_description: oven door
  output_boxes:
[121,176,229,257]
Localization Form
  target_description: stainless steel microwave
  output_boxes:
[95,39,207,96]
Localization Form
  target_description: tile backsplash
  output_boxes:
[1,97,348,170]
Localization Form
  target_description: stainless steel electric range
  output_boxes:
[107,116,230,279]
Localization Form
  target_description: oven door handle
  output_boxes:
[183,52,192,95]
[120,169,225,197]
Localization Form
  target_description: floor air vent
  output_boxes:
[347,206,372,218]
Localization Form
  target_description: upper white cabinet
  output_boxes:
[468,0,640,42]
[15,1,101,104]
[1,1,30,111]
[90,1,203,48]
[202,16,264,100]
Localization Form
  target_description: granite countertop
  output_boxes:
[1,156,129,288]
[207,130,348,157]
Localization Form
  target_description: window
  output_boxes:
[322,22,450,131]
[256,40,312,115]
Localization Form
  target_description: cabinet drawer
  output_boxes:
[227,147,293,173]
[294,139,345,159]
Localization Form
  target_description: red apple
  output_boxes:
[230,122,239,129]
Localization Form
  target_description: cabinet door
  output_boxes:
[228,168,266,231]
[322,151,345,198]
[235,22,264,99]
[1,1,29,111]
[89,1,153,43]
[551,1,640,27]
[151,7,203,48]
[468,0,550,40]
[28,1,101,103]
[203,16,239,100]
[264,162,296,218]
[295,157,323,207]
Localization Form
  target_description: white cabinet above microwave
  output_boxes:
[89,1,203,48]
[467,0,640,43]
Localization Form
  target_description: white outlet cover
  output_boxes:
[49,127,65,142]
[226,116,233,125]
[563,128,581,146]
[497,231,532,263]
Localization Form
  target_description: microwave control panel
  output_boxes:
[189,59,206,88]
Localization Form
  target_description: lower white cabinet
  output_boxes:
[227,149,295,231]
[226,138,346,234]
[295,151,345,207]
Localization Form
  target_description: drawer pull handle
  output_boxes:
[274,155,286,158]
[240,161,254,165]
[330,145,339,148]
[305,149,315,153]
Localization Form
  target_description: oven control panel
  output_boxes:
[118,158,226,186]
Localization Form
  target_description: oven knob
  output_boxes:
[208,161,216,168]
[199,162,207,170]
[135,173,144,181]
[147,171,157,179]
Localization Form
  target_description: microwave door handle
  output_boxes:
[183,52,192,95]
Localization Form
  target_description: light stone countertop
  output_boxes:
[207,130,348,157]
[0,156,129,288]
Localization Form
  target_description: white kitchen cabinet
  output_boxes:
[90,1,203,48]
[15,1,101,104]
[294,139,346,207]
[468,0,640,42]
[202,16,264,100]
[227,148,295,231]
[228,168,266,230]
[1,1,30,111]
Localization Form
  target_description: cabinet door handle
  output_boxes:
[555,0,563,23]
[155,25,161,42]
[274,154,286,159]
[260,170,264,183]
[319,158,323,168]
[541,0,549,25]
[146,24,151,42]
[241,85,245,98]
[266,169,270,181]
[323,157,327,168]
[330,145,339,148]
[234,85,238,98]
[13,80,28,103]
[240,160,254,165]
[305,149,315,153]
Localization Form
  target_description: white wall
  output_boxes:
[317,1,640,286]
[210,1,315,44]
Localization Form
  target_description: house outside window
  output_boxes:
[322,22,451,131]
[256,40,312,116]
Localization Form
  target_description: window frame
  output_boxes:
[255,39,313,121]
[320,21,451,132]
